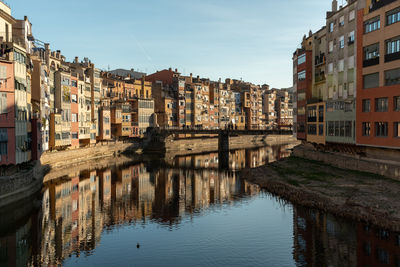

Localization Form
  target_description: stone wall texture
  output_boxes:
[293,145,400,181]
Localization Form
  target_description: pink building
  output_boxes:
[0,58,16,165]
[70,74,79,148]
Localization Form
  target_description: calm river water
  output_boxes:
[1,144,399,267]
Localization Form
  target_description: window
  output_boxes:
[339,36,345,49]
[298,54,306,65]
[328,121,334,136]
[385,68,400,86]
[365,17,380,33]
[298,70,306,81]
[71,80,77,87]
[386,36,400,55]
[395,96,400,111]
[348,55,355,69]
[319,124,324,136]
[0,93,6,114]
[376,98,388,112]
[340,121,345,137]
[72,132,78,139]
[318,105,324,122]
[348,82,354,96]
[349,10,355,21]
[339,16,344,26]
[363,73,379,89]
[362,99,371,112]
[0,128,7,155]
[307,106,317,122]
[329,41,334,52]
[328,63,333,73]
[364,43,380,61]
[308,125,317,135]
[335,121,340,136]
[71,94,77,103]
[394,122,400,137]
[329,22,334,32]
[338,59,344,72]
[72,113,78,122]
[0,66,6,79]
[375,122,388,137]
[362,122,371,136]
[348,31,355,44]
[387,7,400,26]
[345,121,352,137]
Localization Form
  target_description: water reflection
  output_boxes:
[0,145,399,267]
[36,165,259,266]
[293,206,400,267]
[171,144,293,170]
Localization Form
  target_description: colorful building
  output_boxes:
[356,0,400,149]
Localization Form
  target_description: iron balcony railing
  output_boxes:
[385,52,400,63]
[363,57,380,67]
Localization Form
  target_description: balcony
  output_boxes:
[363,57,379,67]
[385,52,400,63]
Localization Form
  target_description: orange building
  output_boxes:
[356,0,400,149]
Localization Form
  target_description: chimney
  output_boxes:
[44,43,49,51]
[131,68,134,72]
[168,67,172,71]
[24,16,28,21]
[332,0,338,12]
[190,73,192,78]
[175,68,178,72]
[74,56,79,63]
[309,30,312,38]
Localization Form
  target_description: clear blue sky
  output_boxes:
[10,0,338,88]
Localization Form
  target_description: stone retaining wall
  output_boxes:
[293,145,400,181]
[41,141,137,169]
[166,135,298,156]
[0,161,44,208]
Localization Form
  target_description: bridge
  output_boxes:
[144,127,293,169]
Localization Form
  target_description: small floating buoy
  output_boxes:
[137,243,140,249]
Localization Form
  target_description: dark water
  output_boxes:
[1,145,400,267]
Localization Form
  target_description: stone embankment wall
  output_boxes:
[41,141,137,169]
[0,161,45,208]
[294,145,400,181]
[165,135,299,156]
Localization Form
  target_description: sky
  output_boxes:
[9,0,340,88]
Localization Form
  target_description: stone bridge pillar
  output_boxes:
[218,131,229,169]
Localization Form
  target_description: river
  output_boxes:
[0,144,399,266]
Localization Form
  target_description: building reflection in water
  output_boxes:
[0,145,399,267]
[293,206,400,267]
[7,152,261,266]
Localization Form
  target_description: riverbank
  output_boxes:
[242,155,400,231]
[0,161,47,208]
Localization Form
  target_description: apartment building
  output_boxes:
[307,27,327,145]
[152,81,177,128]
[52,67,72,149]
[98,99,111,141]
[264,89,277,129]
[276,89,293,129]
[293,33,313,141]
[357,0,400,149]
[70,72,79,148]
[0,52,15,165]
[325,0,358,145]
